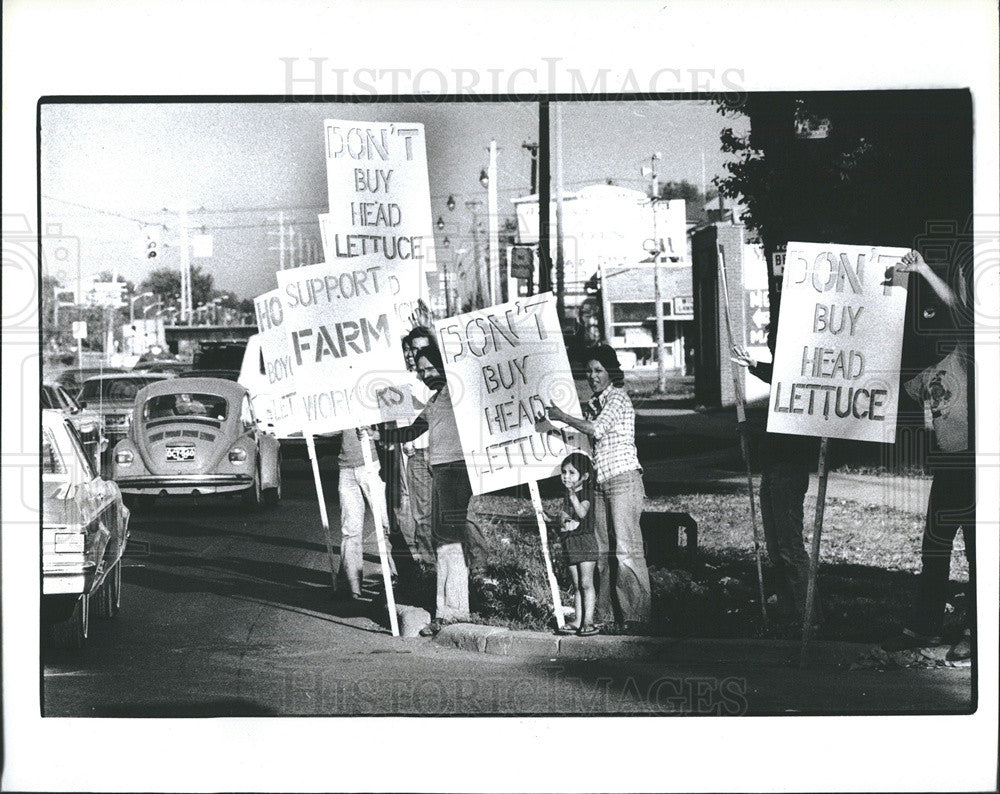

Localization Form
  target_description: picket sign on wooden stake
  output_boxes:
[528,480,565,630]
[800,436,829,668]
[304,432,338,590]
[717,244,769,631]
[360,430,400,637]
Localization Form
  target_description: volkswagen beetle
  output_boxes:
[111,377,281,510]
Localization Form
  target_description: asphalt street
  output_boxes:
[42,458,972,717]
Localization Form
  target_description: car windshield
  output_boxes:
[143,392,229,423]
[80,377,159,403]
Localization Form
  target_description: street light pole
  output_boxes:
[130,291,154,324]
[646,153,667,394]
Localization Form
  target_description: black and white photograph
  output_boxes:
[3,1,998,792]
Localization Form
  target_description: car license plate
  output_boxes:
[166,445,195,462]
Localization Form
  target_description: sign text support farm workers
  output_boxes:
[436,294,589,495]
[275,260,410,434]
[767,242,909,443]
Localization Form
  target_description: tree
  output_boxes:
[140,265,215,308]
[714,90,973,352]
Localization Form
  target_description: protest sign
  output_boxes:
[274,260,412,435]
[767,242,909,443]
[249,289,300,439]
[318,212,427,326]
[435,293,589,495]
[323,119,436,273]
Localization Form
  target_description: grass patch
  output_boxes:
[465,489,969,643]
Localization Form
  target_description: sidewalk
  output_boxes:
[432,622,869,667]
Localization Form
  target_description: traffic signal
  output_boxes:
[143,226,161,259]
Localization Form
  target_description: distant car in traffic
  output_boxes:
[132,360,191,376]
[181,368,241,381]
[77,373,174,463]
[111,377,282,510]
[54,366,127,395]
[42,409,130,650]
[41,381,105,468]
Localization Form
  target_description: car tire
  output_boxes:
[242,464,263,510]
[263,454,282,507]
[50,593,89,650]
[94,560,122,619]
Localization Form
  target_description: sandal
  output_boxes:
[556,624,580,635]
[577,624,599,637]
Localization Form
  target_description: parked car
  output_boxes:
[111,377,282,510]
[77,373,173,461]
[54,366,126,395]
[41,381,105,468]
[42,409,130,650]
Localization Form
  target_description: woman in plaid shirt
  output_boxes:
[547,344,651,629]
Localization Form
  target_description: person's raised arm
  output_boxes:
[379,410,429,443]
[895,249,961,309]
[544,404,595,438]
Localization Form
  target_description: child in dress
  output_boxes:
[554,452,599,636]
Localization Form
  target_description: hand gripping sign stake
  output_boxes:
[717,242,769,631]
[359,429,400,637]
[528,480,566,630]
[800,437,829,668]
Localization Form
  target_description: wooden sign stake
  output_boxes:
[360,431,400,637]
[799,436,829,668]
[717,244,769,630]
[305,432,338,590]
[528,480,566,630]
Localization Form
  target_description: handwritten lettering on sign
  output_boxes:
[436,294,589,495]
[251,289,299,438]
[767,243,909,443]
[275,260,410,434]
[322,120,436,273]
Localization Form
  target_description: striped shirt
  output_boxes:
[584,385,641,483]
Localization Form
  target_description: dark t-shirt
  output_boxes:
[560,484,595,537]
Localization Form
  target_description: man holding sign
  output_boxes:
[742,241,909,651]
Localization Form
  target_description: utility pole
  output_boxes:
[179,204,192,324]
[465,199,484,308]
[522,141,539,194]
[646,153,668,393]
[487,140,500,306]
[267,210,289,271]
[538,102,552,294]
[554,103,566,323]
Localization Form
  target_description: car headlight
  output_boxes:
[116,449,134,465]
[228,448,248,464]
[77,421,97,435]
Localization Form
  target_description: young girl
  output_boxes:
[554,452,599,636]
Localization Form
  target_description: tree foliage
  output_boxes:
[139,265,215,308]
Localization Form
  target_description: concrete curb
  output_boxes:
[434,623,870,666]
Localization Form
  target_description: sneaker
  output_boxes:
[946,630,972,662]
